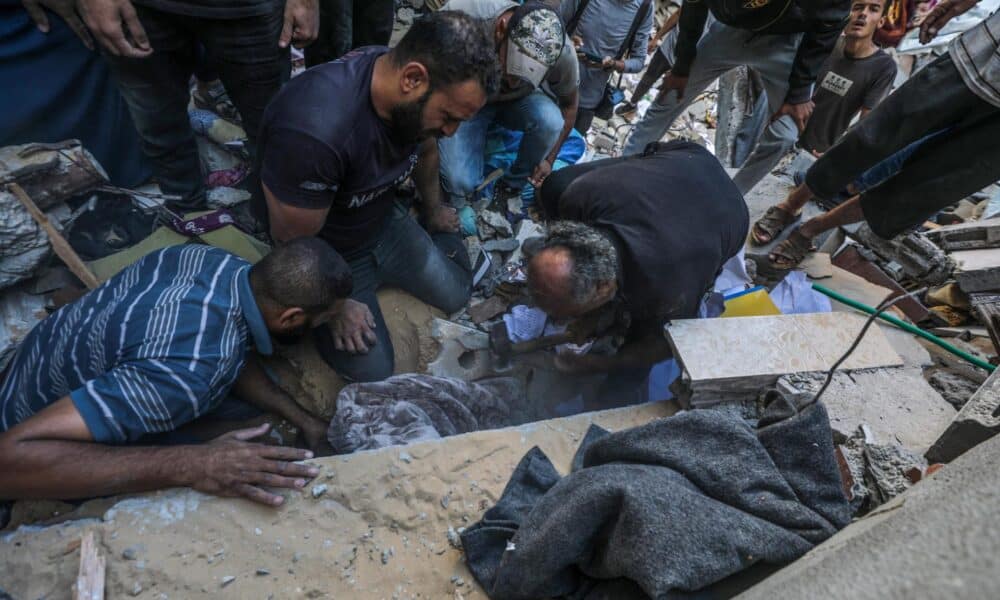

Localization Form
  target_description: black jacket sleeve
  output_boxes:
[785,10,849,104]
[670,0,710,78]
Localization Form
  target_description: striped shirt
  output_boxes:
[951,9,1000,108]
[0,245,273,443]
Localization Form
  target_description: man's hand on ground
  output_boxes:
[279,0,318,48]
[22,0,94,49]
[656,72,688,103]
[192,423,318,506]
[772,100,815,133]
[529,158,553,188]
[920,0,980,43]
[424,204,459,234]
[331,299,377,354]
[78,0,151,57]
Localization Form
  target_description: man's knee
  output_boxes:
[524,98,564,140]
[438,140,481,197]
[316,325,395,382]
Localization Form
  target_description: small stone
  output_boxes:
[311,484,328,499]
[451,576,465,587]
[221,576,236,587]
[381,549,391,565]
[292,552,303,563]
[399,451,412,463]
[446,526,462,550]
[440,495,450,509]
[122,547,139,561]
[256,568,270,576]
[254,527,262,536]
[130,582,143,596]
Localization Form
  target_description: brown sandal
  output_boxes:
[768,228,815,270]
[751,205,801,246]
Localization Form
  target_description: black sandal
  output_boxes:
[768,228,815,270]
[751,205,800,246]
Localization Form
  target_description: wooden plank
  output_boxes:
[73,531,105,600]
[7,182,100,290]
[832,245,931,323]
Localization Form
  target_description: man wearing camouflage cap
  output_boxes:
[439,0,579,232]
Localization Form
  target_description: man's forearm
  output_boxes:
[547,95,579,164]
[414,138,445,212]
[234,355,322,434]
[0,439,192,500]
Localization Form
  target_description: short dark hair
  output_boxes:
[390,10,500,97]
[250,237,352,314]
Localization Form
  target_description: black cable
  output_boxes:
[807,287,928,408]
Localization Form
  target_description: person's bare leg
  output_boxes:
[775,182,815,215]
[768,195,865,267]
[798,194,865,238]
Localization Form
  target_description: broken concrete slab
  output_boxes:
[823,265,894,309]
[666,313,903,405]
[509,219,546,264]
[928,369,982,409]
[736,432,1000,600]
[477,210,512,240]
[925,218,1000,250]
[481,238,519,253]
[952,249,1000,293]
[0,400,679,600]
[925,367,1000,464]
[0,192,71,290]
[426,318,496,381]
[777,368,955,453]
[798,252,832,279]
[0,141,107,210]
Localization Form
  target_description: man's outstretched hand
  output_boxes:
[424,204,460,233]
[78,0,151,57]
[191,423,318,506]
[920,0,980,43]
[22,0,93,49]
[772,100,815,133]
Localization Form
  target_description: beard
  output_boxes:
[389,89,436,145]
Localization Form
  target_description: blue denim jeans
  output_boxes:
[315,202,472,382]
[105,4,289,208]
[438,91,563,206]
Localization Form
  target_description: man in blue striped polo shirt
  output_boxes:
[0,238,351,506]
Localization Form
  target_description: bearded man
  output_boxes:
[254,10,500,382]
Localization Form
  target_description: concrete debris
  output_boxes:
[926,219,1000,250]
[310,484,328,499]
[951,248,1000,293]
[777,368,955,454]
[481,238,519,253]
[928,369,982,409]
[0,141,107,210]
[220,576,235,587]
[256,568,270,576]
[426,318,496,381]
[849,224,953,286]
[926,367,1000,464]
[864,443,927,506]
[0,285,48,372]
[508,219,546,264]
[477,210,512,240]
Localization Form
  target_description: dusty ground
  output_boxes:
[0,401,678,600]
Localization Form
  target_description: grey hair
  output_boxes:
[541,221,618,303]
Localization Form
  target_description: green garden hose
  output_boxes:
[811,283,996,373]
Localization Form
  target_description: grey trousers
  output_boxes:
[623,21,802,156]
[731,115,799,194]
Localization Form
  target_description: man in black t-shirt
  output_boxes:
[529,141,748,408]
[76,0,317,210]
[256,12,500,382]
[732,0,897,195]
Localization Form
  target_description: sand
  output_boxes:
[0,401,678,599]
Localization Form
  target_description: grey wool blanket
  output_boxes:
[461,394,851,599]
